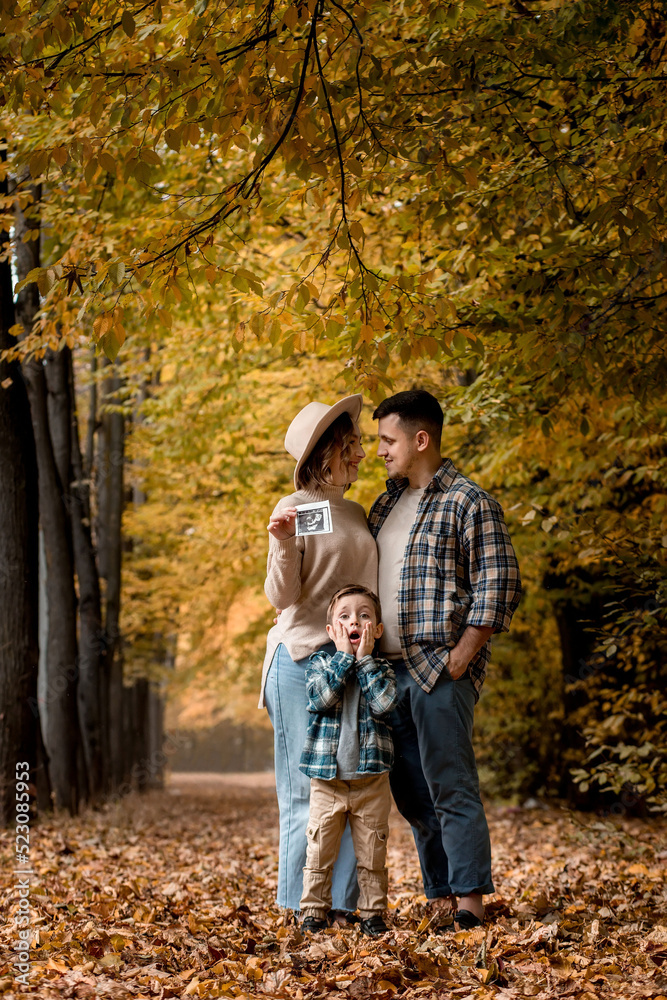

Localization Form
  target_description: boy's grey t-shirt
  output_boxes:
[336,677,362,779]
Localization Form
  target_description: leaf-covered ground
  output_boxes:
[1,773,666,999]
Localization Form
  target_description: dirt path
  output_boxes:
[167,771,278,796]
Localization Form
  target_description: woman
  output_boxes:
[259,394,378,917]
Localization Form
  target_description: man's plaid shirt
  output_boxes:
[299,651,397,780]
[368,459,521,697]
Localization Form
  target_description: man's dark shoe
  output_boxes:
[359,914,389,937]
[302,915,328,932]
[454,908,483,929]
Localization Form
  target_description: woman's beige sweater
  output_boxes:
[259,484,378,707]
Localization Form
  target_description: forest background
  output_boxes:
[0,0,665,821]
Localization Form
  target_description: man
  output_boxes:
[369,390,521,928]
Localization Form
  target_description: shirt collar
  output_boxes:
[430,459,458,492]
[386,477,408,495]
[385,458,458,495]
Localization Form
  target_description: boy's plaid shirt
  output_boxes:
[368,459,522,697]
[299,650,397,780]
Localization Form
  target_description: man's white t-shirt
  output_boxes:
[376,486,425,656]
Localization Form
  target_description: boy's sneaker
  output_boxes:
[359,914,389,937]
[302,915,327,932]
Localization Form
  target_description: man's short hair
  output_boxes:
[327,585,383,625]
[373,389,443,447]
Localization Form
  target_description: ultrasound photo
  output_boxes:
[295,500,333,536]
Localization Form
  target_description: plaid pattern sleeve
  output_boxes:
[305,650,356,712]
[370,460,521,697]
[300,652,395,779]
[356,655,398,717]
[463,495,522,634]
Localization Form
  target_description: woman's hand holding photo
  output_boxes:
[267,507,297,540]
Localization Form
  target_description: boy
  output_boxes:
[299,585,397,937]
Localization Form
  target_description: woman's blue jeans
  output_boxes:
[264,642,359,912]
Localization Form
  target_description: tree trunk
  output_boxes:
[131,679,150,790]
[123,682,137,788]
[44,349,71,495]
[15,183,81,814]
[147,684,165,790]
[0,158,41,825]
[35,529,53,811]
[43,346,95,802]
[85,347,97,479]
[97,369,125,791]
[67,348,105,800]
[94,376,111,781]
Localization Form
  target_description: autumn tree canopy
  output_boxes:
[2,0,664,384]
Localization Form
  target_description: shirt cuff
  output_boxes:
[466,602,514,633]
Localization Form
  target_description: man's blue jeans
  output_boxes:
[264,642,359,912]
[389,658,494,898]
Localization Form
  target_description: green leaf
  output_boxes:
[281,334,295,358]
[336,228,351,251]
[108,261,126,285]
[100,329,122,362]
[28,149,49,178]
[165,129,181,151]
[121,11,135,36]
[37,269,56,296]
[99,151,116,174]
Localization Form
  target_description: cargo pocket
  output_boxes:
[305,823,321,869]
[355,820,389,870]
[373,826,389,869]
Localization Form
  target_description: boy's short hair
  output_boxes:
[373,389,443,448]
[327,585,383,625]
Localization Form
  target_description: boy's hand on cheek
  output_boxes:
[356,621,375,659]
[326,620,354,656]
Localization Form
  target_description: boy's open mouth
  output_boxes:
[349,631,360,641]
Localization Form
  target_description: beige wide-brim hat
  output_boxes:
[285,394,363,489]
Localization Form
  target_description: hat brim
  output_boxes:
[292,393,363,489]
